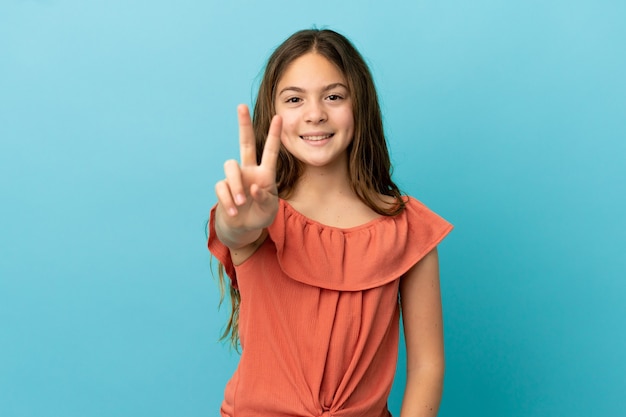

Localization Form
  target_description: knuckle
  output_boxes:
[223,159,238,170]
[215,179,228,192]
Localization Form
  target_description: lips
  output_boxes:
[300,133,334,141]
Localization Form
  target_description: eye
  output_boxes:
[285,97,301,103]
[327,94,343,101]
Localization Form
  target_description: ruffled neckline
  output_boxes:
[266,197,452,291]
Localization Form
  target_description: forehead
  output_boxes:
[277,52,347,89]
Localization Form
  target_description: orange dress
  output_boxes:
[208,197,452,417]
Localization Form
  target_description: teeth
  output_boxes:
[301,134,332,141]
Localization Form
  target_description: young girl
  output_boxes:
[208,29,452,417]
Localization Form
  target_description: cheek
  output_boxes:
[340,109,355,133]
[279,121,295,147]
[279,115,299,136]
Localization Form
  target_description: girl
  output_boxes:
[208,29,452,417]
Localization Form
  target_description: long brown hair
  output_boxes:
[219,29,405,349]
[254,29,404,212]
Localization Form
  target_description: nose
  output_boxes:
[304,100,327,124]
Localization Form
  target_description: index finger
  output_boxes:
[260,115,283,172]
[238,104,257,166]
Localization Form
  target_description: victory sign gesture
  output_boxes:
[215,105,283,249]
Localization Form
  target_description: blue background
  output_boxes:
[1,0,625,416]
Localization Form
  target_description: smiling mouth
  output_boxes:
[300,134,334,141]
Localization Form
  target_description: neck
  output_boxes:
[289,162,355,204]
[284,160,387,229]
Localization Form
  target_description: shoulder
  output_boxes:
[393,195,453,261]
[378,193,450,223]
[401,195,451,224]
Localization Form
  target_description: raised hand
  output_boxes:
[215,105,282,245]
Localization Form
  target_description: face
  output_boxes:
[274,52,354,172]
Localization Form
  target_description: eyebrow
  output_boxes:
[278,82,349,96]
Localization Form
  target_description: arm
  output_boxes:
[399,247,445,417]
[213,105,282,261]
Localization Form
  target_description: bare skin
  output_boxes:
[399,248,445,417]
